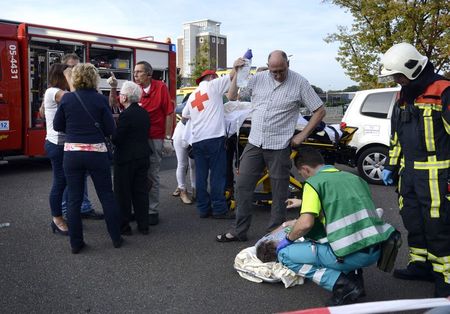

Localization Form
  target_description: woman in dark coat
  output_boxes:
[112,81,151,235]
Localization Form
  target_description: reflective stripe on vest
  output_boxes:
[326,208,379,234]
[328,224,393,254]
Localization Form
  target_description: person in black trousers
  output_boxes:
[112,81,151,235]
[53,63,122,254]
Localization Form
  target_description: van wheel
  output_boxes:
[357,146,389,185]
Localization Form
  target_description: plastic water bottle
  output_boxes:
[237,49,253,88]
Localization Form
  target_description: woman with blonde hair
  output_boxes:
[54,63,122,254]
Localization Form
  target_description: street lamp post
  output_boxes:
[215,23,220,70]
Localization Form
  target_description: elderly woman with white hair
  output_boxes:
[112,81,151,235]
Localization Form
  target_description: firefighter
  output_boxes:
[379,43,450,297]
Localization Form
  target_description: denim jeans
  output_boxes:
[63,151,121,248]
[62,173,93,214]
[44,141,66,217]
[192,136,227,216]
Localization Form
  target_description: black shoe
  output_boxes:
[138,228,149,235]
[51,221,68,236]
[81,210,104,220]
[113,237,124,248]
[120,225,132,236]
[199,212,211,218]
[212,211,235,219]
[393,262,434,282]
[326,273,364,306]
[71,242,86,254]
[149,210,159,225]
[347,268,366,297]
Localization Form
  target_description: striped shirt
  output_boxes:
[243,69,323,149]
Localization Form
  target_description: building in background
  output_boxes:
[177,19,227,80]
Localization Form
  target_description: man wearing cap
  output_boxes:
[182,64,240,219]
[378,43,450,297]
[109,61,173,216]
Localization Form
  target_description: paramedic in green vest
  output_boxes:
[277,147,395,306]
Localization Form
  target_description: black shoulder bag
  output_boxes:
[74,92,115,160]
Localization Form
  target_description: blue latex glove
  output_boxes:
[276,237,294,254]
[382,169,394,186]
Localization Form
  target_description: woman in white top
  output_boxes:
[172,116,195,204]
[43,63,70,235]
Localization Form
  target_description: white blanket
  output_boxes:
[234,246,304,288]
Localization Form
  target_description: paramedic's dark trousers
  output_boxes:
[231,144,291,239]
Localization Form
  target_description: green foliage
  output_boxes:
[189,40,211,86]
[311,85,325,94]
[325,0,450,89]
[342,85,360,92]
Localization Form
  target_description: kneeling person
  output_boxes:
[276,147,395,306]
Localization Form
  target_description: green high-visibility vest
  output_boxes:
[306,167,394,257]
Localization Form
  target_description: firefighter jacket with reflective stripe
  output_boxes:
[387,79,450,170]
[306,168,395,257]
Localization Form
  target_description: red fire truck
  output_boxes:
[0,20,176,159]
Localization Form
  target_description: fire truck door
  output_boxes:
[0,40,22,153]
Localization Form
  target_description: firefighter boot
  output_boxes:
[434,276,450,298]
[326,273,364,306]
[393,262,434,282]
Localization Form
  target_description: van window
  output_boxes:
[360,92,395,119]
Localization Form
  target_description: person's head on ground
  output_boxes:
[378,42,428,86]
[119,81,142,108]
[294,147,325,179]
[267,50,289,83]
[134,61,153,87]
[71,63,99,90]
[256,240,278,262]
[62,53,80,68]
[196,69,218,85]
[48,63,70,91]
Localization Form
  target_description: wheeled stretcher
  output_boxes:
[228,119,358,207]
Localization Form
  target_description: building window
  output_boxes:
[211,37,215,43]
[220,38,224,45]
[199,37,204,43]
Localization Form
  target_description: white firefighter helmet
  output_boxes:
[378,43,428,82]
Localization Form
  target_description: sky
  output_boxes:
[2,0,357,90]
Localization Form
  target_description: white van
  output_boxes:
[342,87,400,184]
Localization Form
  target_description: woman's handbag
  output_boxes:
[73,92,115,159]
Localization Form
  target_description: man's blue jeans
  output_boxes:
[192,136,227,216]
[62,173,93,214]
[278,241,380,291]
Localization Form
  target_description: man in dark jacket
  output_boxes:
[379,43,450,297]
[113,81,151,235]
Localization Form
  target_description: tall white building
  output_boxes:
[177,19,227,78]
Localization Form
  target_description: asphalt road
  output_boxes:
[0,156,435,314]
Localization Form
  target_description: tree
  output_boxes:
[342,85,361,92]
[324,0,450,89]
[189,40,212,86]
[311,85,325,94]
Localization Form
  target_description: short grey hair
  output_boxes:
[121,81,142,103]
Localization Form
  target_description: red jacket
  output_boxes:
[140,80,173,139]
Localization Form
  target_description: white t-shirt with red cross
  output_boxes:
[182,74,231,144]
